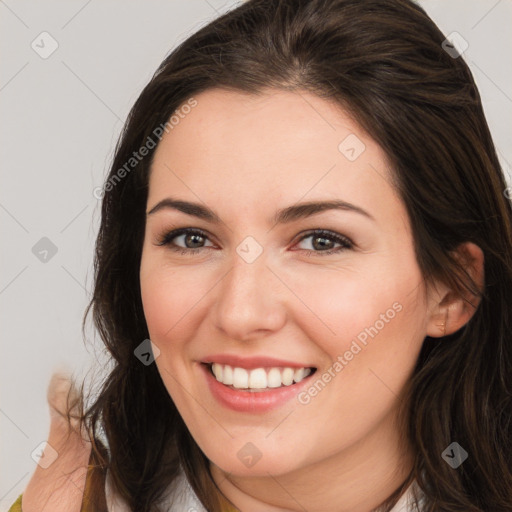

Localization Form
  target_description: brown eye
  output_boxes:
[294,229,353,255]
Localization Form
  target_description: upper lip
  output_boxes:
[202,354,315,370]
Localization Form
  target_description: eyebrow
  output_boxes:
[147,198,375,224]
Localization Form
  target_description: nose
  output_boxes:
[211,249,287,341]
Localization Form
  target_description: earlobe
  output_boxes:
[426,242,485,338]
[429,306,448,338]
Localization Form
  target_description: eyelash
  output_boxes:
[155,228,354,256]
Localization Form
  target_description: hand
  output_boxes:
[21,373,92,512]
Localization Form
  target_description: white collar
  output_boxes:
[388,479,425,512]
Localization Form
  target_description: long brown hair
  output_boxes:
[78,0,512,510]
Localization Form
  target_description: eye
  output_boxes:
[293,229,353,256]
[155,227,353,256]
[155,228,214,255]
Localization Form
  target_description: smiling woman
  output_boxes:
[12,0,512,511]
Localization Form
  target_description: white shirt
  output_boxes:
[105,470,425,512]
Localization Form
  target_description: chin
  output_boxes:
[206,443,305,478]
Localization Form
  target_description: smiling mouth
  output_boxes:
[205,362,317,392]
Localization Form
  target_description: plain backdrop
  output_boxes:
[1,0,511,509]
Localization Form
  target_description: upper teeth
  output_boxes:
[211,363,312,389]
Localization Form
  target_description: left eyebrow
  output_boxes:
[146,198,375,224]
[273,199,375,224]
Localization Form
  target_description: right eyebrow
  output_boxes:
[147,198,221,222]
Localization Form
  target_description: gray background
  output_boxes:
[1,0,511,508]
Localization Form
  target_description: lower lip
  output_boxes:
[200,363,315,413]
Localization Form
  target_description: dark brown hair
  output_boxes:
[78,0,512,510]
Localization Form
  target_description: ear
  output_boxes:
[426,242,485,338]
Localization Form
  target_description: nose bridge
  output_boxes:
[228,246,267,299]
[212,243,286,339]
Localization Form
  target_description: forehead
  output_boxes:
[148,88,403,226]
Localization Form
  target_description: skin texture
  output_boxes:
[139,88,484,512]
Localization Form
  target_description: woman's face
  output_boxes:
[140,88,440,477]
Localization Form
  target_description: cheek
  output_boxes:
[283,261,424,353]
[140,262,207,342]
[287,274,427,449]
[140,269,174,339]
[282,258,428,420]
[139,266,203,407]
[314,273,426,400]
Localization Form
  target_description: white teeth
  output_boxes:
[212,363,223,381]
[233,367,249,389]
[282,367,294,386]
[248,368,267,388]
[223,365,233,385]
[267,368,282,388]
[294,368,306,382]
[209,363,313,389]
